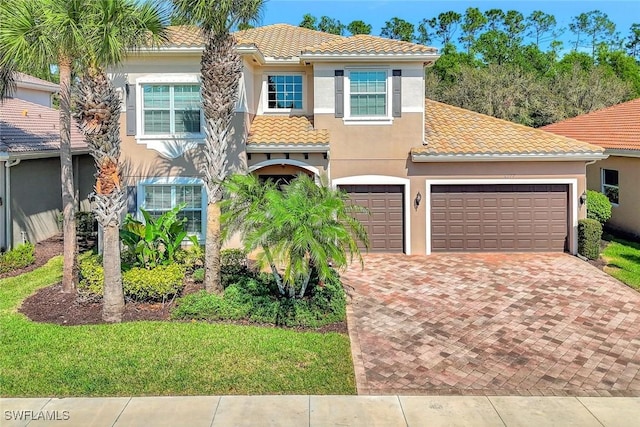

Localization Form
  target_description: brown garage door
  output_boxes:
[340,185,404,253]
[431,184,568,252]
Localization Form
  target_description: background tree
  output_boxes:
[0,0,88,292]
[426,11,461,47]
[484,9,505,31]
[299,13,317,30]
[625,23,640,59]
[171,0,264,294]
[526,10,557,48]
[73,0,166,323]
[459,7,487,53]
[347,20,371,35]
[570,11,616,56]
[380,17,415,42]
[318,16,344,35]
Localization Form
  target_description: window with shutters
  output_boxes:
[141,84,202,136]
[344,69,392,123]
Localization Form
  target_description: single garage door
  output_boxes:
[431,184,568,252]
[340,185,404,253]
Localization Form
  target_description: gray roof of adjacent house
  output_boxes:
[0,97,86,155]
[14,72,60,93]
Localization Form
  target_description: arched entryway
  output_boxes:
[248,159,320,185]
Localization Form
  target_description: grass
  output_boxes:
[0,257,356,397]
[601,235,640,290]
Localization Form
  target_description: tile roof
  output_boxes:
[0,98,86,154]
[302,34,438,55]
[247,115,329,147]
[162,24,436,60]
[541,98,640,152]
[15,72,59,92]
[413,99,604,158]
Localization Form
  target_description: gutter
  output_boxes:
[411,152,609,163]
[603,149,640,158]
[300,53,441,63]
[4,158,21,250]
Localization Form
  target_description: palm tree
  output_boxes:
[73,0,166,322]
[171,0,265,294]
[0,0,93,292]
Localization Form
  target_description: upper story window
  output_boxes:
[601,168,619,205]
[265,74,304,111]
[142,84,202,136]
[349,71,387,117]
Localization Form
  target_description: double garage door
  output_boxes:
[341,183,569,253]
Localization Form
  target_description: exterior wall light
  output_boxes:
[579,191,587,206]
[415,191,422,208]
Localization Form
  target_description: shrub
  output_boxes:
[174,244,204,272]
[79,253,185,301]
[221,248,249,287]
[123,264,185,301]
[0,243,35,274]
[586,190,612,225]
[578,218,603,260]
[192,268,205,283]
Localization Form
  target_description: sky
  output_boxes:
[260,0,640,50]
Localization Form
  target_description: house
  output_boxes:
[112,24,606,255]
[543,99,640,239]
[0,77,94,250]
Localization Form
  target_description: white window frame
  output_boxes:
[262,72,306,114]
[135,74,205,141]
[601,168,620,206]
[136,177,207,242]
[344,68,392,124]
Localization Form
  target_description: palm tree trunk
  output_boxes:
[102,223,123,322]
[59,58,78,293]
[204,202,223,293]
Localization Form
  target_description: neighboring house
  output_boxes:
[13,72,59,108]
[543,99,640,239]
[112,24,605,255]
[0,90,94,250]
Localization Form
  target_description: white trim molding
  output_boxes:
[331,175,411,255]
[424,178,579,256]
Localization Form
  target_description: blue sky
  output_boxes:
[260,1,639,50]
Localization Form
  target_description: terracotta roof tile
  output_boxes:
[247,115,329,147]
[162,24,436,59]
[542,98,640,151]
[413,99,604,158]
[303,34,437,55]
[0,98,86,153]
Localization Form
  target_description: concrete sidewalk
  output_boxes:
[2,395,639,426]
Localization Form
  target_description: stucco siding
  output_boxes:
[587,156,640,237]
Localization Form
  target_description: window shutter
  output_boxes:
[392,69,402,118]
[126,185,137,214]
[125,83,136,136]
[335,70,344,118]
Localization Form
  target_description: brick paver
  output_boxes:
[342,253,640,396]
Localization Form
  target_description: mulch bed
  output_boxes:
[12,237,348,333]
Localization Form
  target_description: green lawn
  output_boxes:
[601,236,640,291]
[0,257,355,397]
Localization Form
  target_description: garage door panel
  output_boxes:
[342,184,404,253]
[431,184,568,252]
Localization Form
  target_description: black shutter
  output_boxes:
[392,69,402,118]
[335,70,344,118]
[126,185,137,214]
[125,83,136,136]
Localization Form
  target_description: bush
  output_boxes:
[79,253,185,301]
[172,269,347,328]
[174,244,204,272]
[0,243,35,274]
[192,268,205,283]
[587,190,612,225]
[578,218,603,260]
[221,248,249,287]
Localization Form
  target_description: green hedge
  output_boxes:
[586,190,612,225]
[79,253,185,301]
[578,218,602,260]
[0,243,35,274]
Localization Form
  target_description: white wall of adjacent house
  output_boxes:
[312,62,425,115]
[14,87,52,107]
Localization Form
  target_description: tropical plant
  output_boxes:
[70,0,166,322]
[171,0,265,294]
[221,173,369,299]
[120,203,198,269]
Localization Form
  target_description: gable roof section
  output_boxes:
[15,72,59,93]
[541,98,640,152]
[246,115,329,152]
[412,99,605,162]
[161,24,437,61]
[0,98,86,155]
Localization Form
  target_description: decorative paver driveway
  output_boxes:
[342,253,640,396]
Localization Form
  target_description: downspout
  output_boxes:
[5,158,21,250]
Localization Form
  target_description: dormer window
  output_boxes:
[264,73,304,112]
